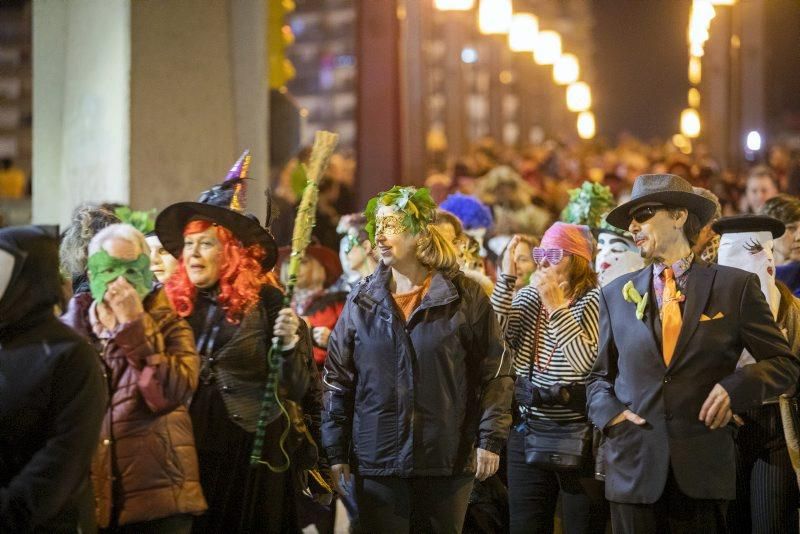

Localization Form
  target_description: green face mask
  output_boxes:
[87,249,152,303]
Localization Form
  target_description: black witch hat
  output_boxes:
[155,150,278,269]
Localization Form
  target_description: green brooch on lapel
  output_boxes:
[622,281,648,321]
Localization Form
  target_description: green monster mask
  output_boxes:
[87,249,152,303]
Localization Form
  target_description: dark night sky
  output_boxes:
[591,0,691,141]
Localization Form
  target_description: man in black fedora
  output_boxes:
[587,174,800,532]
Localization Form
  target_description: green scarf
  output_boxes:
[87,249,152,303]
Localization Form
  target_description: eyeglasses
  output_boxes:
[532,247,572,266]
[630,205,667,224]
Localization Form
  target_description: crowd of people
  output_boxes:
[3,136,800,534]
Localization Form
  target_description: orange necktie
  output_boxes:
[661,268,682,365]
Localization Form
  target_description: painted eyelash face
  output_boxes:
[744,238,764,255]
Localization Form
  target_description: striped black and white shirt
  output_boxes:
[490,274,600,422]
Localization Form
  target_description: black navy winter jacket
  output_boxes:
[321,263,514,477]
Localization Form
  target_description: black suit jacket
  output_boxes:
[587,260,800,503]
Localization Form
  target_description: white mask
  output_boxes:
[0,248,13,301]
[718,230,780,320]
[595,232,645,287]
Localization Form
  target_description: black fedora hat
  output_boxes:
[712,214,786,239]
[155,151,278,270]
[606,174,717,230]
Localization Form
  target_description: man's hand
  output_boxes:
[104,276,144,324]
[273,308,300,346]
[475,448,499,481]
[608,409,646,428]
[699,383,732,429]
[330,463,351,496]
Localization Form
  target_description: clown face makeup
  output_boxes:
[0,248,13,301]
[595,231,644,287]
[718,230,780,319]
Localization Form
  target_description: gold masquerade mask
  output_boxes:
[375,213,408,237]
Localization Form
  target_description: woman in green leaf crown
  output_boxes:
[322,186,514,533]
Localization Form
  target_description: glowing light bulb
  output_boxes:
[680,108,701,138]
[533,31,562,65]
[553,53,580,85]
[577,111,596,140]
[508,13,538,52]
[478,0,512,35]
[566,82,591,112]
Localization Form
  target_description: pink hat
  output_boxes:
[540,222,594,263]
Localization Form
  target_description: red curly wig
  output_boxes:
[165,219,281,323]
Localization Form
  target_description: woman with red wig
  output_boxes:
[156,152,312,533]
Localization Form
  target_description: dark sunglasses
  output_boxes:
[630,205,668,224]
[532,247,572,266]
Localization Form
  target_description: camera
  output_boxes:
[515,377,586,412]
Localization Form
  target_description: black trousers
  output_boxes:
[354,475,474,533]
[610,468,728,534]
[729,404,799,534]
[507,426,608,534]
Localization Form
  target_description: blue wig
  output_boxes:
[440,193,494,231]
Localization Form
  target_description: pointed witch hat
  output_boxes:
[155,150,278,269]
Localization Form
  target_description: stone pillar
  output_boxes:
[33,0,269,227]
[33,0,131,226]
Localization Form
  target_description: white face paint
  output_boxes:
[718,230,779,319]
[0,248,14,300]
[595,232,645,287]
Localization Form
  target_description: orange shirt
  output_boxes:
[392,274,432,322]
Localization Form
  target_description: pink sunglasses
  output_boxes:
[532,247,572,266]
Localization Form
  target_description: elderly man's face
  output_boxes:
[104,237,140,261]
[628,207,687,262]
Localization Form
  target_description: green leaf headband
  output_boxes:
[560,181,616,229]
[114,206,156,235]
[364,186,437,244]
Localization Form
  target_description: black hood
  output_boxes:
[0,225,62,335]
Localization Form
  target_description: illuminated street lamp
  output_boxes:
[746,131,762,152]
[509,13,538,52]
[680,108,701,138]
[577,111,596,140]
[688,56,702,85]
[553,53,580,85]
[434,0,475,10]
[478,0,512,35]
[688,88,701,108]
[566,81,591,112]
[533,30,562,65]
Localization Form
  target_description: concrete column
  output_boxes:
[33,0,131,226]
[33,0,269,227]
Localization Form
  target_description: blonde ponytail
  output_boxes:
[416,223,460,276]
